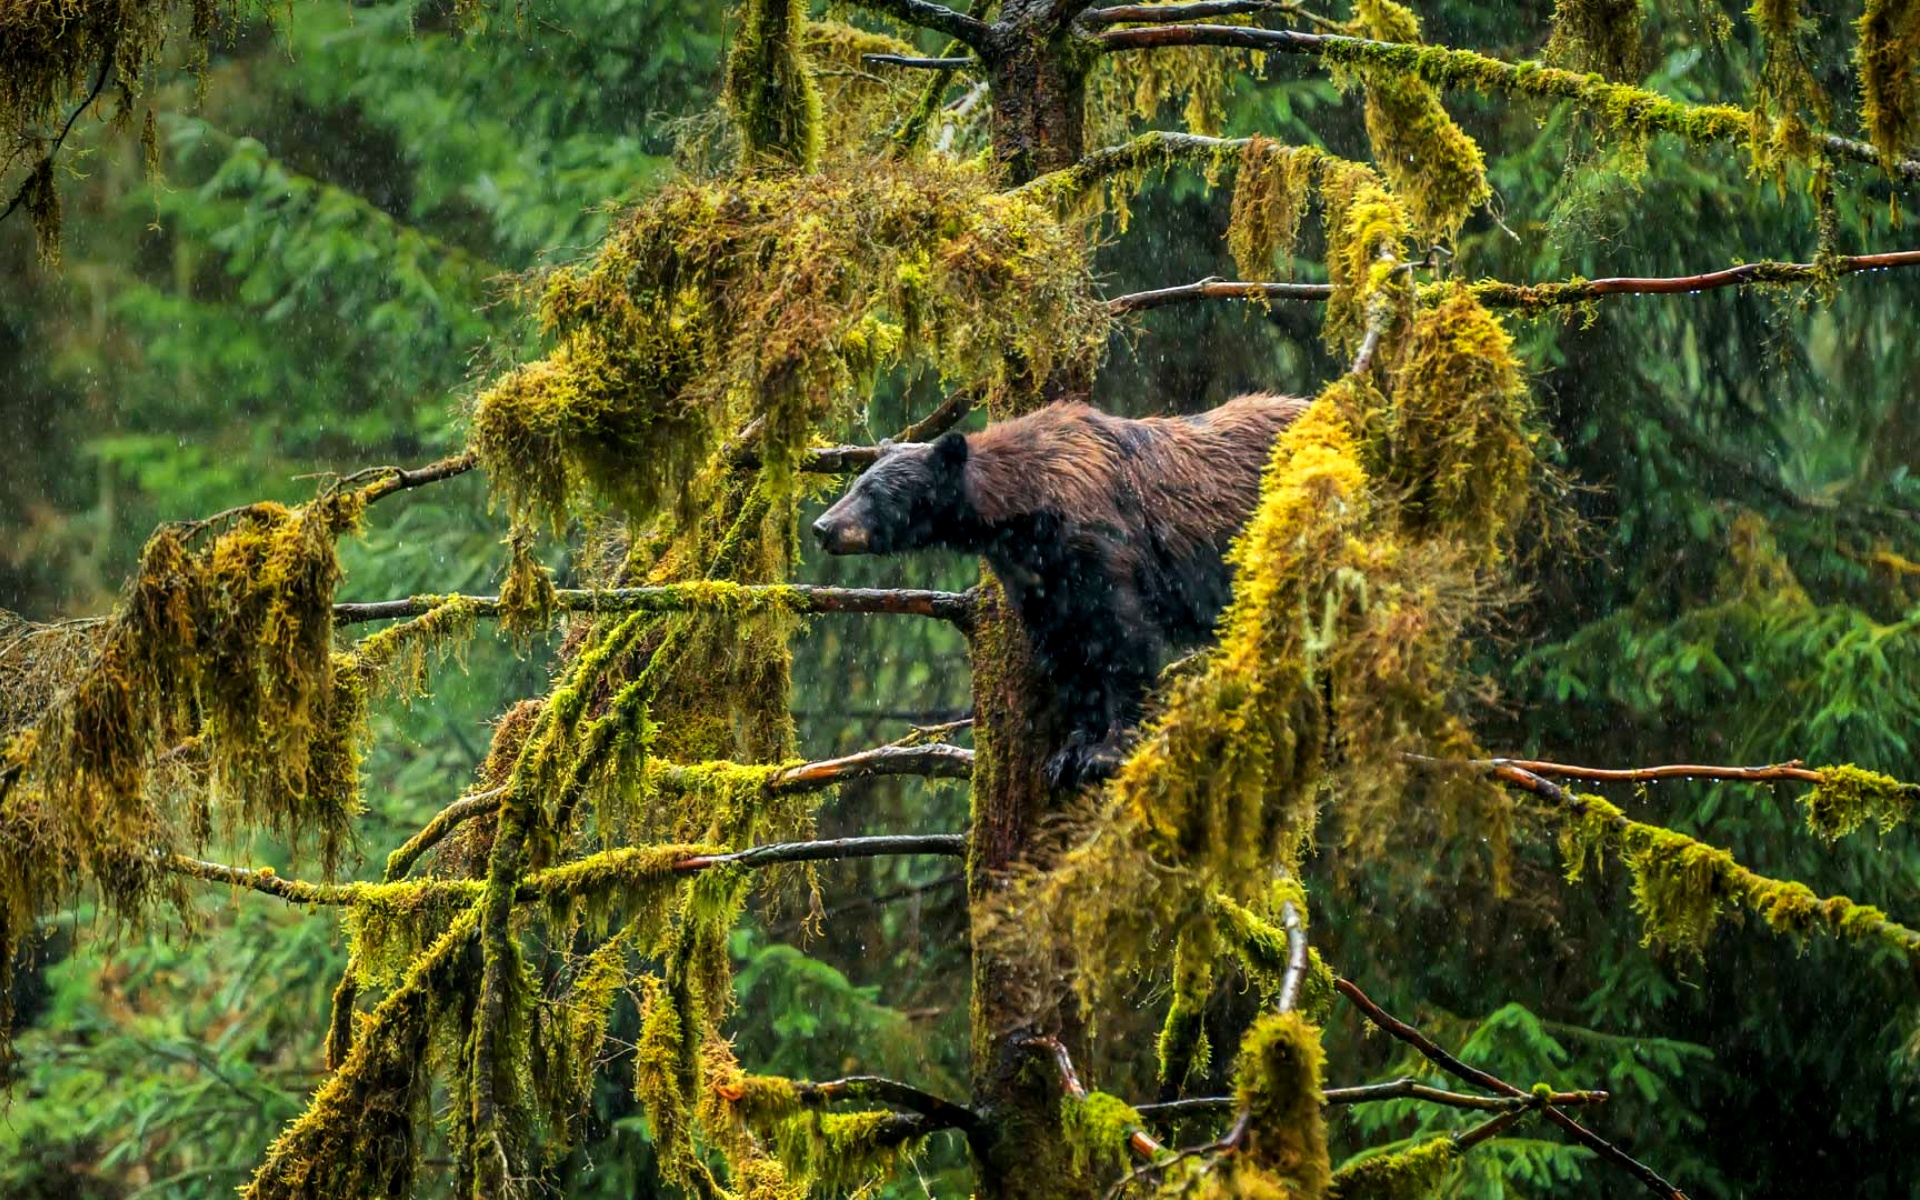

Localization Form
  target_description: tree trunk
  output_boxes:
[983,3,1090,183]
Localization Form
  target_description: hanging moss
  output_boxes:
[1857,0,1920,169]
[1318,161,1412,358]
[1234,1011,1332,1196]
[1377,285,1538,561]
[724,0,823,169]
[1157,923,1216,1096]
[350,595,482,703]
[1328,1137,1459,1199]
[1544,0,1642,80]
[802,20,923,158]
[1349,0,1491,240]
[1227,138,1317,281]
[498,523,558,648]
[1802,764,1915,840]
[1061,1091,1146,1178]
[1748,0,1827,170]
[1088,34,1258,145]
[469,159,1106,533]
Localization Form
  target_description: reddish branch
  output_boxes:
[1079,0,1299,24]
[1335,977,1691,1200]
[1110,279,1333,312]
[1028,1036,1169,1159]
[1477,757,1823,786]
[334,584,979,628]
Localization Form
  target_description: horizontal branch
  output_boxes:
[790,1075,982,1131]
[170,834,967,907]
[1470,249,1920,309]
[1080,0,1297,24]
[334,584,978,628]
[863,52,976,69]
[761,743,976,790]
[1335,977,1689,1200]
[1110,278,1332,313]
[1090,24,1919,182]
[1110,250,1920,318]
[1134,1077,1607,1122]
[1476,756,1822,786]
[843,0,992,48]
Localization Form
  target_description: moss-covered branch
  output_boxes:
[334,583,979,628]
[1335,976,1690,1200]
[1493,763,1920,960]
[1080,0,1304,25]
[168,833,967,907]
[350,452,479,504]
[752,1074,983,1131]
[1090,23,1919,180]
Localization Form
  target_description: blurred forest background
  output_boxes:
[3,0,1919,1195]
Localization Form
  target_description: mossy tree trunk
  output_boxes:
[964,22,1098,1178]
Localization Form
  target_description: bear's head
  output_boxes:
[812,432,973,555]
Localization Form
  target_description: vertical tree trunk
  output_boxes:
[983,3,1089,183]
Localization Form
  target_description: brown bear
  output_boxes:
[812,393,1307,788]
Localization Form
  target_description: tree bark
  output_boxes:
[982,1,1090,182]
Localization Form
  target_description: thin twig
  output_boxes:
[1335,977,1690,1200]
[1,37,117,226]
[864,53,977,69]
[1110,279,1333,313]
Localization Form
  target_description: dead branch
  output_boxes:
[1335,977,1691,1200]
[351,452,480,503]
[1473,757,1823,786]
[1028,1035,1168,1158]
[1110,279,1333,312]
[844,0,992,48]
[864,52,977,68]
[334,584,979,628]
[1080,0,1298,24]
[1134,1077,1607,1122]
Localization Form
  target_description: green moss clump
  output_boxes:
[1803,764,1915,840]
[1350,0,1491,240]
[350,595,482,703]
[1061,1091,1146,1178]
[1856,0,1920,169]
[498,523,558,648]
[724,0,823,169]
[1329,1136,1459,1199]
[1234,1011,1332,1196]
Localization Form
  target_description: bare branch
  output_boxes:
[1466,756,1823,786]
[864,52,977,68]
[1027,1035,1168,1158]
[1134,1077,1607,1122]
[1471,249,1920,307]
[842,0,992,48]
[1335,977,1691,1200]
[334,583,978,628]
[789,1075,982,1131]
[1080,0,1298,24]
[1111,279,1332,312]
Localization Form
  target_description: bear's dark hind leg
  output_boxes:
[1042,657,1155,790]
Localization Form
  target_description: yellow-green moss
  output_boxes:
[1544,0,1641,80]
[1061,1090,1146,1178]
[1329,1136,1459,1199]
[1857,0,1920,169]
[350,595,481,702]
[1227,138,1317,280]
[1349,0,1491,240]
[1157,923,1216,1094]
[1803,764,1915,840]
[469,159,1106,532]
[1234,1011,1332,1196]
[724,0,824,169]
[498,523,558,648]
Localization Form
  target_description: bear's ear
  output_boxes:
[932,431,969,469]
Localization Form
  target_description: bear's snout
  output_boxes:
[811,514,868,555]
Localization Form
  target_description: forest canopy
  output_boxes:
[2,0,1920,1197]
